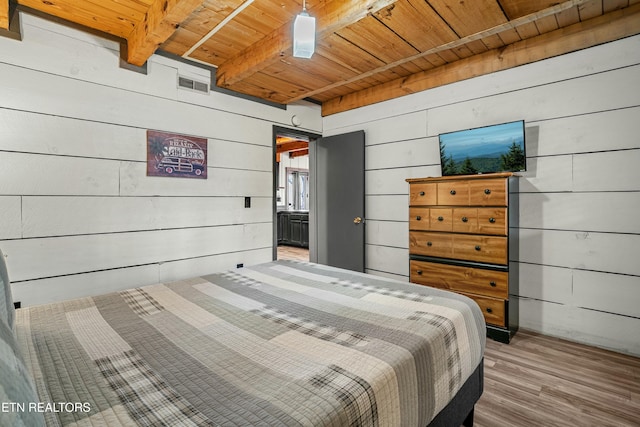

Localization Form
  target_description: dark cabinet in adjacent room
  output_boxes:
[277,211,309,248]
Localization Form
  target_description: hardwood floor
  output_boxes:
[277,245,309,262]
[476,329,640,427]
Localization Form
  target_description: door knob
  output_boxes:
[353,216,363,224]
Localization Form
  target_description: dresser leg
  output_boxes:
[486,325,514,343]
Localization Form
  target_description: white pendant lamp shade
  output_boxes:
[293,11,315,58]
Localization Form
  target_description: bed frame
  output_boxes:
[428,361,483,426]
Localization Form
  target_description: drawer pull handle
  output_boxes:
[489,281,497,287]
[489,217,496,223]
[427,241,433,247]
[437,216,444,222]
[475,245,481,251]
[417,270,423,275]
[450,190,456,195]
[461,217,468,222]
[419,191,425,196]
[486,308,493,313]
[416,216,422,221]
[484,189,491,195]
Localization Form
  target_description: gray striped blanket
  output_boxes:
[15,260,485,426]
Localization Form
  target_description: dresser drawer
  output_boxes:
[410,232,508,264]
[437,181,470,205]
[410,260,508,299]
[452,208,507,235]
[409,232,452,258]
[409,207,430,230]
[452,234,508,264]
[409,183,437,205]
[429,208,453,232]
[468,178,507,205]
[461,292,506,327]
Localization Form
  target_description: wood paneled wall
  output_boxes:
[0,13,321,306]
[323,35,640,356]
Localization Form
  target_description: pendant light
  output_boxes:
[293,0,315,58]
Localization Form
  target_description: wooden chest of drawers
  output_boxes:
[407,173,518,343]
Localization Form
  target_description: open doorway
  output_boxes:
[272,126,320,262]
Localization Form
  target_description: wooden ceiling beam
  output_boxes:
[127,0,205,66]
[277,140,308,153]
[322,3,640,116]
[289,149,309,158]
[216,0,399,89]
[0,0,8,29]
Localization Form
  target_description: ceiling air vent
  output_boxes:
[178,76,209,94]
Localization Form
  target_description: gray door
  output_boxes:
[310,130,365,272]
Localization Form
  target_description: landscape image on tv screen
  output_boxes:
[439,120,526,176]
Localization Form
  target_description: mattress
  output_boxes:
[15,260,485,426]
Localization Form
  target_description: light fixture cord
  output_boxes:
[302,0,307,12]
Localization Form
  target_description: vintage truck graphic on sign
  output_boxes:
[147,130,207,179]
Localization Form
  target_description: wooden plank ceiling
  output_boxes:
[3,0,640,115]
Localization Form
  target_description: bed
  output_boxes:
[1,249,484,426]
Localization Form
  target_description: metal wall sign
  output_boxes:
[146,130,208,179]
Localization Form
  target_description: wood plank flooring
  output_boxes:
[277,245,309,262]
[476,329,640,427]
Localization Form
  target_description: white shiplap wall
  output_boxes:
[324,35,640,356]
[0,13,321,306]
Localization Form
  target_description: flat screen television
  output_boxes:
[439,120,526,176]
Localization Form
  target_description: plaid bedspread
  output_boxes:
[15,260,485,426]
